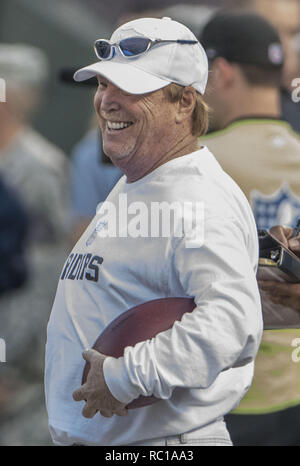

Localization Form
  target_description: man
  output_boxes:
[45,17,262,446]
[200,11,300,445]
[224,0,300,134]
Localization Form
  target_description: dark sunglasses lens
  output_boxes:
[95,41,111,59]
[119,37,150,56]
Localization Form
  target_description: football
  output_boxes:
[81,297,196,409]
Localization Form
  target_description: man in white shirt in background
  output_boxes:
[45,16,263,446]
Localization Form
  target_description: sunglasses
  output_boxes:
[94,36,198,60]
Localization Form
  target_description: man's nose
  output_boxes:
[99,83,123,113]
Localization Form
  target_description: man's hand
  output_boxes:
[269,225,300,256]
[258,225,300,311]
[72,349,128,419]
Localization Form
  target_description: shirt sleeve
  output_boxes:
[103,216,263,404]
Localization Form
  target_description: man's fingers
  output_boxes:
[99,409,114,418]
[269,225,300,255]
[289,236,300,252]
[73,389,128,418]
[269,225,292,247]
[73,387,86,402]
[99,407,128,417]
[82,348,106,364]
[115,407,128,417]
[82,349,96,362]
[82,403,98,419]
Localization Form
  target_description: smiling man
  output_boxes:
[45,17,263,447]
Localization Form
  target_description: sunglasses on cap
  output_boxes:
[94,36,198,60]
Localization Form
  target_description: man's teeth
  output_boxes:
[107,121,132,130]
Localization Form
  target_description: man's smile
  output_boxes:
[106,120,134,131]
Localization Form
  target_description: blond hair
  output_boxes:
[163,83,209,137]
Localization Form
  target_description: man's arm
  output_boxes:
[102,216,263,407]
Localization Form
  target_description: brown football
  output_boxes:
[81,297,196,409]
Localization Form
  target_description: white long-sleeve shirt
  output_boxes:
[45,148,263,446]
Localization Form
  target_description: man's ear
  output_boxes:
[210,57,235,90]
[175,86,197,124]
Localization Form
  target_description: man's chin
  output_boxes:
[103,147,130,164]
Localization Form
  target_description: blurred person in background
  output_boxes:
[0,176,29,295]
[0,44,70,446]
[224,0,300,134]
[199,10,300,445]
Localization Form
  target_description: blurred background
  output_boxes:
[0,0,222,154]
[0,0,300,446]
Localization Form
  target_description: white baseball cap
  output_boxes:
[73,17,208,95]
